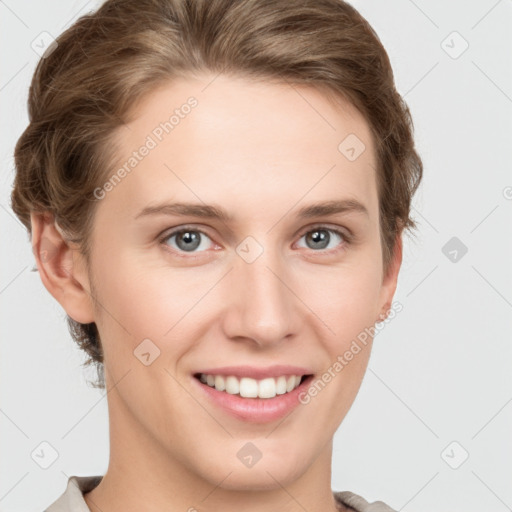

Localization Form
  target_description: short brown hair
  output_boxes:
[11,0,423,389]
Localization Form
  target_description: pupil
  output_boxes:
[308,229,328,249]
[178,231,200,251]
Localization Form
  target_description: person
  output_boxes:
[11,0,423,511]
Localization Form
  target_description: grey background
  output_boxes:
[1,1,511,511]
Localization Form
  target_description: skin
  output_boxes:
[31,73,402,512]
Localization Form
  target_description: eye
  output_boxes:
[160,226,215,254]
[295,226,349,253]
[159,224,351,258]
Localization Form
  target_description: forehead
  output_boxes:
[100,74,378,222]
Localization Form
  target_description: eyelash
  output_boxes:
[158,224,352,258]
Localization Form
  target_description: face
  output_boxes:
[39,73,401,491]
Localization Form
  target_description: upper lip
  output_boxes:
[194,365,313,380]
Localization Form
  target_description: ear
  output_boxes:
[377,231,403,320]
[30,212,95,324]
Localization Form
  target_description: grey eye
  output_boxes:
[164,229,213,253]
[297,228,344,251]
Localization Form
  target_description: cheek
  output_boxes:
[90,249,224,380]
[95,247,200,331]
[305,259,383,345]
[298,265,382,431]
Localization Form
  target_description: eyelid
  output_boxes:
[158,224,217,247]
[293,223,352,254]
[158,222,352,256]
[295,222,352,241]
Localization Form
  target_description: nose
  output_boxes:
[220,244,301,348]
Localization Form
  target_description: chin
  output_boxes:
[207,465,303,492]
[192,443,313,491]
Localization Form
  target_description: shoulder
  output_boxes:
[334,490,398,512]
[44,475,103,512]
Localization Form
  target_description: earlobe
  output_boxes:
[30,212,95,324]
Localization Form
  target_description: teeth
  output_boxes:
[258,378,276,399]
[275,376,287,395]
[225,376,239,395]
[214,375,225,391]
[199,373,304,399]
[240,377,259,398]
[286,375,296,392]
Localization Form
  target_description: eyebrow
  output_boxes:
[134,199,369,221]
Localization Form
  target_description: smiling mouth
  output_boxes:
[193,373,312,399]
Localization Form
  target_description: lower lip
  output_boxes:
[192,375,314,423]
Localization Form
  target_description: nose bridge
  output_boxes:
[224,235,296,345]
